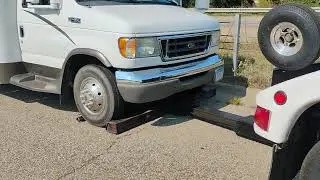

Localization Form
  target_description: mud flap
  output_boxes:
[269,144,300,180]
[269,145,289,180]
[269,145,281,180]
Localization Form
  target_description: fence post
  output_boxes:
[195,0,209,13]
[233,14,241,76]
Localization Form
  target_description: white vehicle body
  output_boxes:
[254,4,320,179]
[254,70,320,144]
[0,0,223,104]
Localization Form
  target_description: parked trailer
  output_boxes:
[254,4,320,180]
[0,0,223,126]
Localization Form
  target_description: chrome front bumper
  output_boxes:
[115,55,224,103]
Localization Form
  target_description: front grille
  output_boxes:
[161,34,211,61]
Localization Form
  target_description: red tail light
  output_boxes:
[274,91,287,105]
[254,106,270,131]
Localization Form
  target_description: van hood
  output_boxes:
[92,5,220,34]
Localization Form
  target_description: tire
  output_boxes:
[258,4,320,71]
[73,65,124,127]
[299,140,320,180]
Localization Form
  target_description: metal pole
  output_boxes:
[195,0,209,13]
[233,14,241,76]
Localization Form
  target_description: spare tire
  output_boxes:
[258,4,320,71]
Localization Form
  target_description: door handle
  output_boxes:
[19,25,24,38]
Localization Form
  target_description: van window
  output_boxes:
[22,0,50,6]
[76,0,178,6]
[40,0,50,5]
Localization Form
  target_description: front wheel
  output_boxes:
[299,140,320,180]
[73,65,124,127]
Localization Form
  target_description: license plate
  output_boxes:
[215,66,224,82]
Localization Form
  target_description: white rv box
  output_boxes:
[0,0,23,84]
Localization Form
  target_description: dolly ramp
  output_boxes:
[192,83,273,145]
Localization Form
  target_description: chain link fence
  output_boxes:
[216,14,273,88]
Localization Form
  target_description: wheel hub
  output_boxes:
[284,33,294,42]
[79,77,105,114]
[270,22,303,56]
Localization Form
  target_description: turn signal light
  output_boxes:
[254,106,270,131]
[119,38,136,58]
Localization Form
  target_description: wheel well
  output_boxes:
[290,105,320,146]
[282,105,320,177]
[60,54,114,103]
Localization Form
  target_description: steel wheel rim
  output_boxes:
[79,77,106,116]
[270,22,303,56]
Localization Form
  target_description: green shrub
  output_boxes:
[256,0,273,7]
[183,0,249,8]
[183,0,319,8]
[258,0,319,7]
[228,97,242,105]
[281,0,319,6]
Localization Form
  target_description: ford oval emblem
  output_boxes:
[187,43,195,49]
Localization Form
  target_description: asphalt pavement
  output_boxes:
[0,84,272,180]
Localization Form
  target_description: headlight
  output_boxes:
[118,37,161,58]
[210,31,220,47]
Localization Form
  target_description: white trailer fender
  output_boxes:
[255,70,320,144]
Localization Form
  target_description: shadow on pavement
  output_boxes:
[0,82,264,144]
[0,84,78,112]
[0,84,197,132]
[151,114,193,127]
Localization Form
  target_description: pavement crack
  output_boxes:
[57,141,117,180]
[57,167,76,180]
[118,125,149,139]
[57,123,148,179]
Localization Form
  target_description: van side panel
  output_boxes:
[17,0,76,69]
[0,0,23,83]
[0,0,22,64]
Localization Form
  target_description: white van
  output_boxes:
[0,0,223,126]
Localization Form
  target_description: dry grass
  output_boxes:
[227,97,242,105]
[220,42,273,89]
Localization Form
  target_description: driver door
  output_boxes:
[18,0,70,69]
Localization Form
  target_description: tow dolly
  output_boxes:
[99,4,320,180]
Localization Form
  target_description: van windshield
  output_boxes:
[76,0,179,6]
